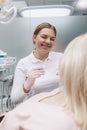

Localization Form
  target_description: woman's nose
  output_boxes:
[45,38,51,43]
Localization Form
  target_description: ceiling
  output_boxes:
[12,0,87,16]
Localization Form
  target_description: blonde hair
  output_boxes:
[60,33,87,130]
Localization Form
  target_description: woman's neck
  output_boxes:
[33,50,49,61]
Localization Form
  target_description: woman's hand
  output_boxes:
[28,67,45,78]
[23,67,45,93]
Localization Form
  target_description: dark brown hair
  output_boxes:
[33,22,57,37]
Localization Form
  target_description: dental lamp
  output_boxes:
[0,0,17,24]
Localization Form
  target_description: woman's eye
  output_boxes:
[41,36,55,41]
[51,39,55,41]
[41,36,46,39]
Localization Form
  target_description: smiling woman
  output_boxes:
[10,22,63,104]
[33,28,56,60]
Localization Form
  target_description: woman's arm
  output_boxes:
[11,61,45,104]
[11,66,27,104]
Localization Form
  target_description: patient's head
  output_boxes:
[60,33,87,107]
[60,33,87,130]
[61,33,87,101]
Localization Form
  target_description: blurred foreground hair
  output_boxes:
[60,33,87,130]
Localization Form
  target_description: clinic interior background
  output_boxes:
[0,16,87,66]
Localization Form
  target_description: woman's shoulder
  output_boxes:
[50,51,63,57]
[28,87,63,102]
[18,55,31,63]
[16,87,63,112]
[16,53,33,67]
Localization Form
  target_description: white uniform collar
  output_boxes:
[29,50,52,63]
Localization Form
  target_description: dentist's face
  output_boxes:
[33,28,56,55]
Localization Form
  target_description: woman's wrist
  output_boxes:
[23,82,30,93]
[23,77,35,93]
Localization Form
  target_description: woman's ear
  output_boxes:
[32,34,36,44]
